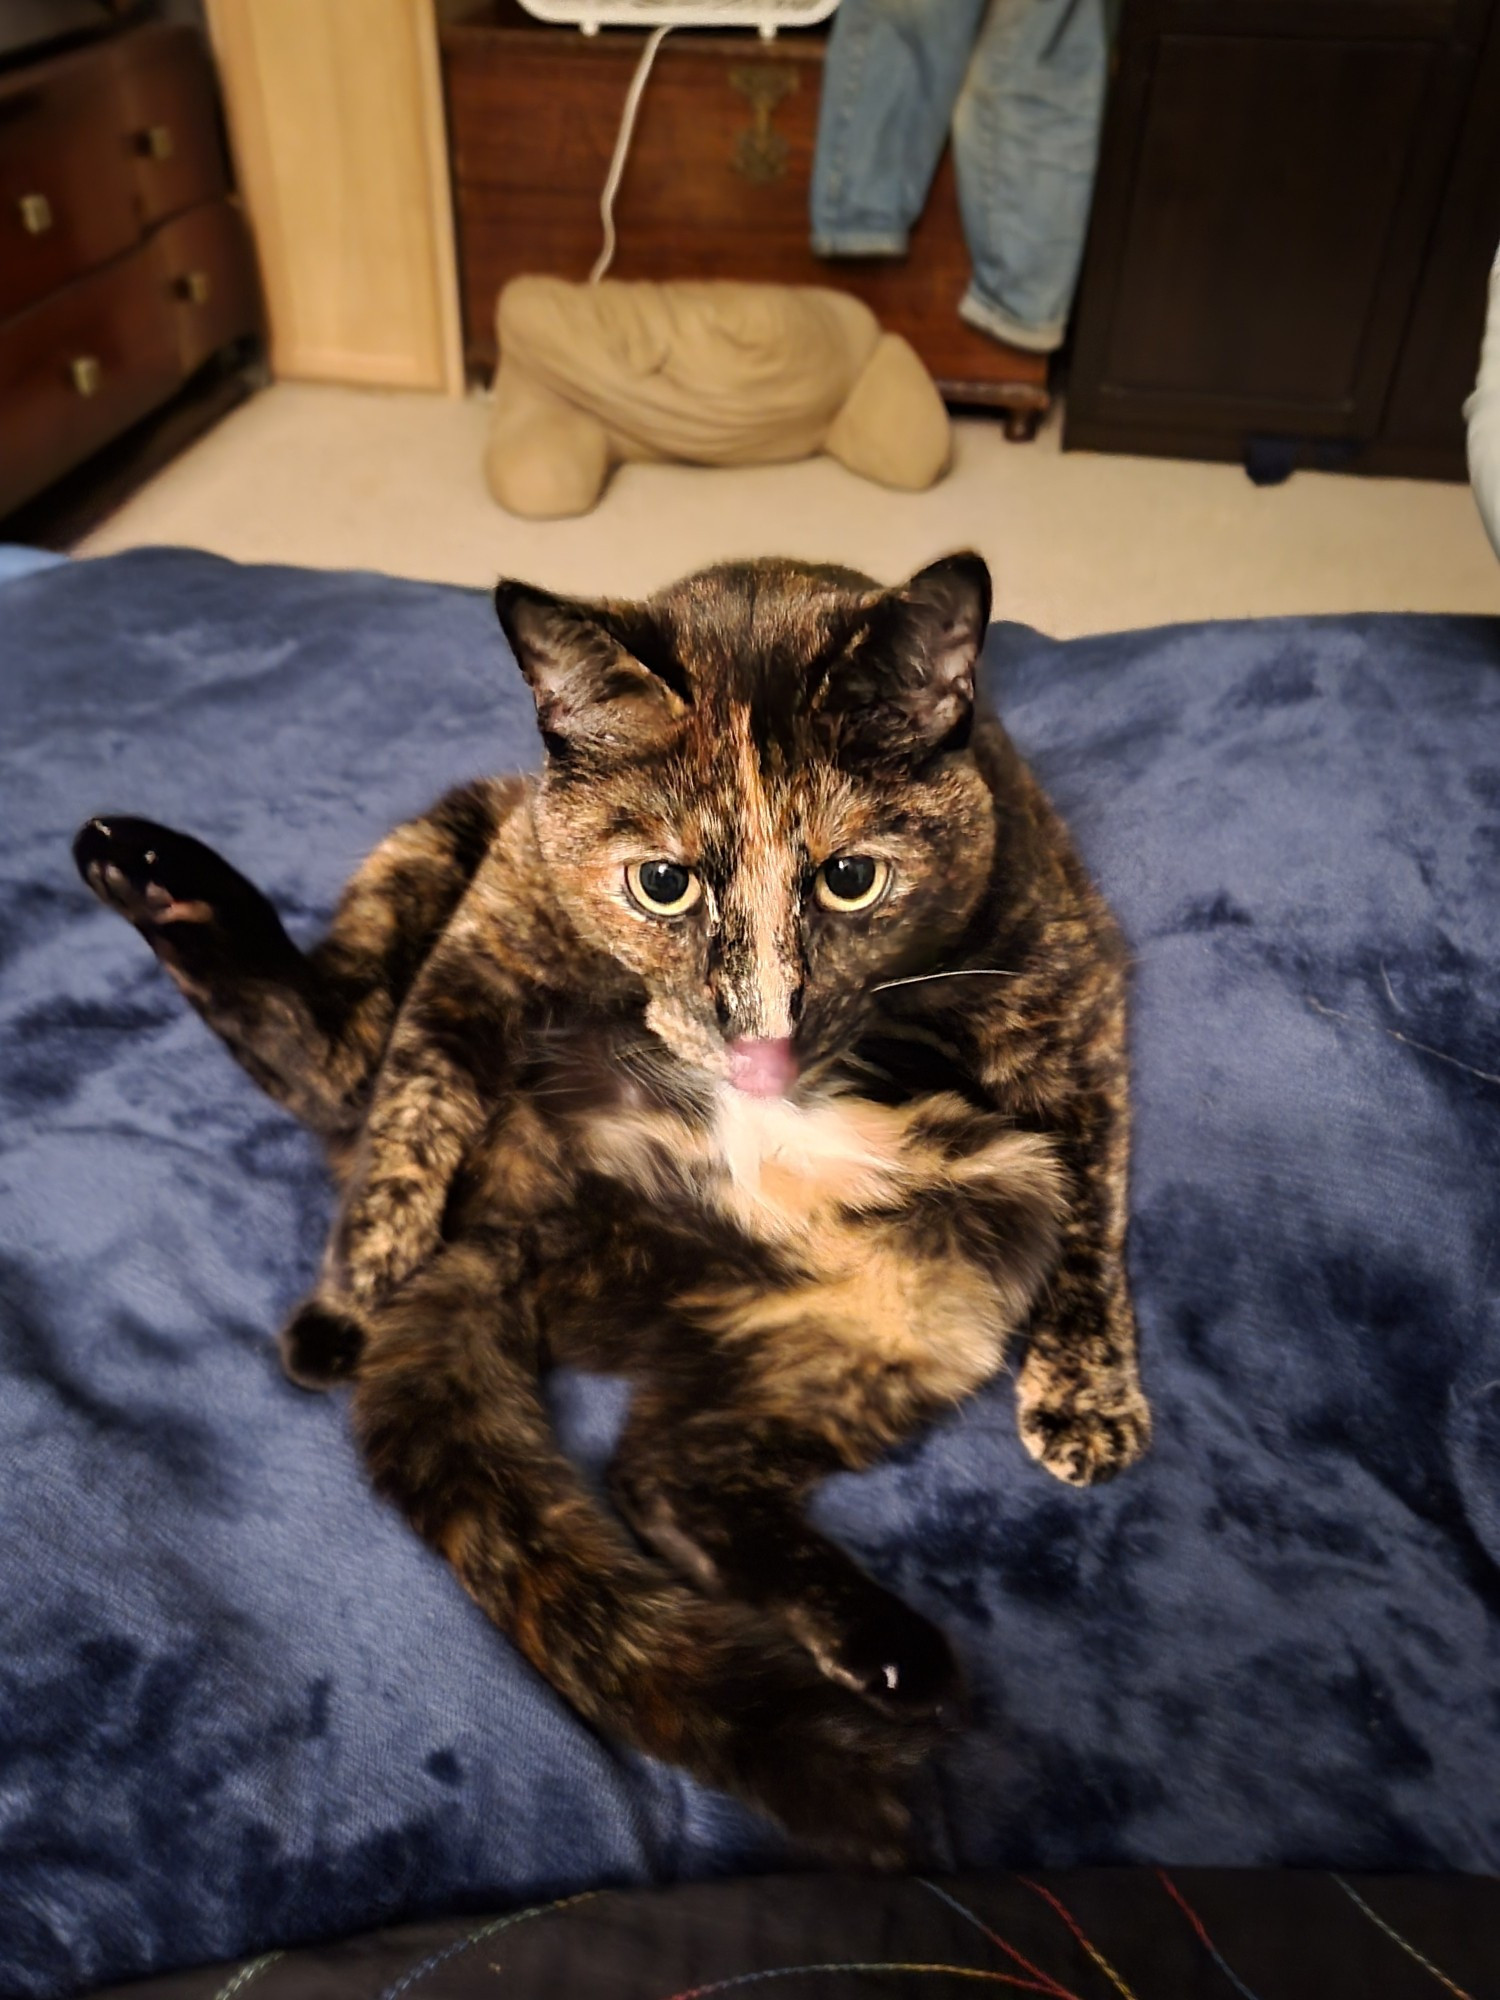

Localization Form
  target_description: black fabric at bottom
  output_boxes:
[99,1869,1500,2000]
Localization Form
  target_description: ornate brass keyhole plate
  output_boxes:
[729,65,798,185]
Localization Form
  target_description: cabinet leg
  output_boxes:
[1003,409,1042,443]
[1244,436,1297,486]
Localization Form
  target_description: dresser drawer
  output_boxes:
[0,243,180,516]
[0,58,139,320]
[150,198,262,375]
[0,25,231,325]
[117,26,229,230]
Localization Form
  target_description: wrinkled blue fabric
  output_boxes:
[0,547,67,587]
[1,550,1498,2000]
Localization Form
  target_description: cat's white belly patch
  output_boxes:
[572,1084,918,1236]
[710,1088,914,1239]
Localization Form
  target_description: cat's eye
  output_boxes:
[815,854,890,912]
[626,859,702,917]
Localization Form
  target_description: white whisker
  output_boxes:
[870,968,1019,994]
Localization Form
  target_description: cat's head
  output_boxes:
[495,557,996,1094]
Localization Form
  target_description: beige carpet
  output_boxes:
[80,382,1500,636]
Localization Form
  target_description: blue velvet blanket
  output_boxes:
[2,551,1498,1998]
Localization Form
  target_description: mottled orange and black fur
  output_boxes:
[73,555,1148,1856]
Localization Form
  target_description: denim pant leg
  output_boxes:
[812,0,988,257]
[953,0,1109,351]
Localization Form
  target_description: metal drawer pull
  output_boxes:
[70,356,102,398]
[140,124,174,161]
[19,192,53,234]
[177,269,212,305]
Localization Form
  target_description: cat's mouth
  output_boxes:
[644,996,809,1099]
[725,1037,798,1099]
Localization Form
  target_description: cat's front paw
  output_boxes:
[1017,1357,1152,1486]
[279,1298,367,1390]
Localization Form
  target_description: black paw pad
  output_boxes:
[73,816,295,979]
[279,1300,366,1390]
[74,817,213,926]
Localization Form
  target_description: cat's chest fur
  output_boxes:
[570,1077,1059,1401]
[710,1089,917,1236]
[572,1078,918,1242]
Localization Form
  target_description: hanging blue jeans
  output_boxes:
[810,0,1109,353]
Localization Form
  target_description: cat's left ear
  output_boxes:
[818,553,991,759]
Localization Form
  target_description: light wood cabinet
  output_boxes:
[204,0,464,393]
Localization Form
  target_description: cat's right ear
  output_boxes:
[494,581,688,758]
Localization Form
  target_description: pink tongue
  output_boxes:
[727,1037,798,1098]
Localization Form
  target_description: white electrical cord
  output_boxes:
[589,23,674,284]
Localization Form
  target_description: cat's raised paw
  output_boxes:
[72,817,292,986]
[279,1299,367,1390]
[74,817,219,928]
[1017,1370,1152,1486]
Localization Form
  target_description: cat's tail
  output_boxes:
[350,1246,936,1860]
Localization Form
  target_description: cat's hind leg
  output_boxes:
[605,1125,1067,1711]
[350,1235,935,1859]
[609,1392,961,1721]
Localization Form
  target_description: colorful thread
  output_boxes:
[211,1953,284,2000]
[1332,1875,1475,2000]
[378,1890,597,2000]
[919,1879,1083,2000]
[662,1961,1068,1999]
[1156,1871,1263,2000]
[1020,1879,1139,2000]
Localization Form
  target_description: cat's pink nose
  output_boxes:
[727,1037,798,1097]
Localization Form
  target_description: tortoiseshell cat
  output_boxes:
[73,554,1148,1855]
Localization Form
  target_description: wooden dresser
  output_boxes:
[0,22,262,520]
[438,2,1051,436]
[1066,0,1500,478]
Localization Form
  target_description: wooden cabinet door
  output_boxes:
[1066,0,1493,462]
[205,0,463,392]
[1373,0,1500,473]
